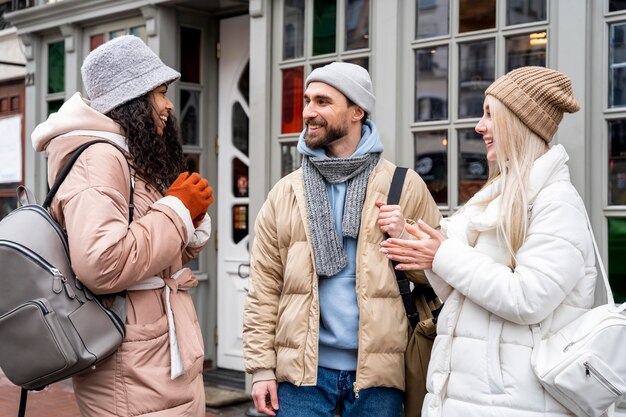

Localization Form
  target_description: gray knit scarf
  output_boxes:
[302,153,380,276]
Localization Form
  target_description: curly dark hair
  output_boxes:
[106,93,185,193]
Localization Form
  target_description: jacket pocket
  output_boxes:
[0,298,77,386]
[486,316,505,394]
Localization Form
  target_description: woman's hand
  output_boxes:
[376,201,406,238]
[380,220,446,270]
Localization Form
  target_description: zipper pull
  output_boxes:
[53,268,75,299]
[353,382,360,398]
[52,268,63,294]
[584,362,591,377]
[563,342,574,352]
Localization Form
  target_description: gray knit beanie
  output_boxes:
[306,62,375,115]
[81,35,180,114]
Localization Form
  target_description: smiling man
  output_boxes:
[242,62,441,417]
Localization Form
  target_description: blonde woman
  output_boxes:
[381,67,597,417]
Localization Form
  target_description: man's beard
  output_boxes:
[304,121,348,150]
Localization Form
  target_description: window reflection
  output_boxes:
[232,102,249,156]
[313,0,337,55]
[281,142,302,177]
[609,119,626,206]
[180,27,201,84]
[281,67,304,134]
[47,41,64,94]
[608,218,626,303]
[415,46,448,122]
[416,0,449,39]
[345,0,369,50]
[610,0,626,12]
[609,23,626,108]
[507,0,546,26]
[344,57,369,72]
[458,129,488,204]
[232,158,249,198]
[459,0,495,33]
[233,205,248,244]
[284,0,305,59]
[506,32,546,71]
[180,89,200,146]
[458,40,495,119]
[414,131,448,205]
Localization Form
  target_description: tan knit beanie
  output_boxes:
[485,66,580,143]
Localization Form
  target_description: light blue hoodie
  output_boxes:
[297,120,384,371]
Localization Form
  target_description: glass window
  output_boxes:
[345,0,369,51]
[609,23,626,108]
[281,142,301,177]
[506,0,546,26]
[459,0,496,33]
[344,56,369,71]
[313,0,337,55]
[48,100,63,115]
[416,0,449,39]
[180,89,200,146]
[458,40,495,119]
[608,218,626,303]
[609,119,626,206]
[505,32,547,71]
[47,41,64,95]
[415,46,449,122]
[184,153,200,173]
[181,27,201,84]
[233,102,249,156]
[414,131,448,205]
[90,34,104,51]
[458,129,488,204]
[129,25,146,40]
[233,205,248,243]
[239,62,250,105]
[284,0,305,59]
[109,29,125,39]
[0,195,17,221]
[232,158,249,198]
[281,66,304,134]
[610,0,626,12]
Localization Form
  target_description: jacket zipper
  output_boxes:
[0,240,76,300]
[584,361,623,397]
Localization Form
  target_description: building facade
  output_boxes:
[5,0,626,407]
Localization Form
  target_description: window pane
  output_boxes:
[608,218,626,303]
[281,142,302,177]
[345,0,369,51]
[90,34,104,51]
[184,152,200,173]
[281,67,304,134]
[233,204,248,243]
[610,0,626,12]
[506,32,547,72]
[313,0,336,55]
[233,102,249,156]
[458,129,488,204]
[180,89,200,146]
[232,158,249,198]
[414,131,447,205]
[239,62,250,105]
[415,46,448,122]
[109,29,125,39]
[507,0,546,26]
[459,0,495,33]
[180,27,201,84]
[609,23,626,108]
[47,41,64,94]
[47,99,63,115]
[609,119,626,206]
[416,0,449,39]
[284,0,305,59]
[0,196,17,221]
[344,56,369,72]
[129,25,146,41]
[459,40,495,119]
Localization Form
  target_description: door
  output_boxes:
[217,14,250,371]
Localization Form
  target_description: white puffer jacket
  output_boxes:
[423,145,597,417]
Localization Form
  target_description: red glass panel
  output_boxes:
[281,66,304,134]
[90,34,105,51]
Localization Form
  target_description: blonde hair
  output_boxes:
[483,96,548,268]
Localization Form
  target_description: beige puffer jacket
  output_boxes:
[243,158,441,394]
[31,93,209,416]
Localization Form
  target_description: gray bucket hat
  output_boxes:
[81,35,180,114]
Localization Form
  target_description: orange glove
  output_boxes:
[165,172,214,227]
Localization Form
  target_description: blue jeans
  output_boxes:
[276,366,403,417]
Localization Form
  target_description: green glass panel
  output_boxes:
[608,218,626,303]
[313,0,336,55]
[47,42,64,94]
[47,100,64,116]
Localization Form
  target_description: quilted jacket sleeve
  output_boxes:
[431,189,592,325]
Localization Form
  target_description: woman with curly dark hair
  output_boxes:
[31,35,213,416]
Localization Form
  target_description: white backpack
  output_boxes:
[530,211,626,417]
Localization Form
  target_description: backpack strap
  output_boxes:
[43,140,134,223]
[386,167,420,330]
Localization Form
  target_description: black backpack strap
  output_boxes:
[43,139,134,223]
[386,167,420,330]
[18,387,27,417]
